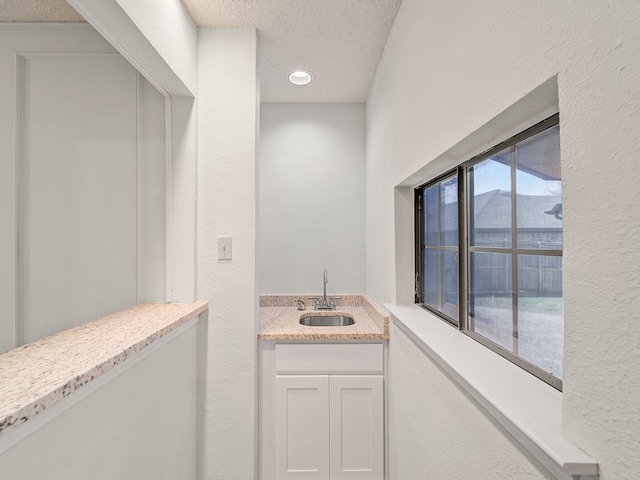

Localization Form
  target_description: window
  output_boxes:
[416,174,460,324]
[415,114,563,389]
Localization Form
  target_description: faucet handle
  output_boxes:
[330,296,342,307]
[308,296,321,309]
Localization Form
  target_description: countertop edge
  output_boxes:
[0,301,208,438]
[257,332,389,341]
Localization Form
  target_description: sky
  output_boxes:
[471,159,562,196]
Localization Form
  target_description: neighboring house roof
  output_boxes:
[441,189,563,231]
[474,189,562,229]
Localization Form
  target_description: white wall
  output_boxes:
[0,25,166,352]
[367,0,640,479]
[388,323,554,480]
[67,0,200,303]
[0,318,204,480]
[259,103,366,295]
[169,96,198,303]
[197,28,258,480]
[139,77,168,303]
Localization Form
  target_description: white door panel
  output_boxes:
[21,54,138,343]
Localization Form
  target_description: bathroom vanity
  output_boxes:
[258,295,389,480]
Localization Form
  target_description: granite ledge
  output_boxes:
[259,294,389,341]
[0,301,208,438]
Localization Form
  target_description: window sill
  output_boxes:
[384,303,598,480]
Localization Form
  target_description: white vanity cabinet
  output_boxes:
[260,342,385,480]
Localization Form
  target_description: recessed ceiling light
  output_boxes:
[288,70,313,86]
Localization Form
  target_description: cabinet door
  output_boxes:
[330,376,384,480]
[275,375,330,479]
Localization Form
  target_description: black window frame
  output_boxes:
[415,114,563,390]
[414,170,461,327]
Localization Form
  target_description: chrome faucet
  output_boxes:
[309,269,341,310]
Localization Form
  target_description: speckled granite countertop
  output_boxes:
[0,301,208,437]
[259,294,389,340]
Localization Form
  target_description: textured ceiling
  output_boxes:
[0,0,84,22]
[182,0,402,103]
[0,0,402,103]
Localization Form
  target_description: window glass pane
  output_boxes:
[440,176,458,246]
[423,249,439,308]
[469,149,512,248]
[469,252,513,351]
[424,184,439,246]
[516,126,562,250]
[517,254,563,379]
[441,250,458,322]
